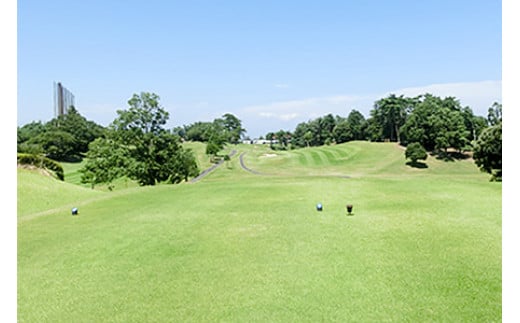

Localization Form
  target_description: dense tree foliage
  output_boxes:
[261,94,502,177]
[17,121,45,144]
[17,121,46,155]
[80,92,199,187]
[177,121,214,142]
[265,130,292,150]
[474,116,502,181]
[80,137,130,189]
[398,95,469,152]
[178,113,246,144]
[30,130,77,161]
[369,94,417,142]
[487,102,502,126]
[288,112,367,148]
[221,113,246,144]
[48,107,105,153]
[333,110,367,144]
[17,107,105,161]
[461,106,488,143]
[405,142,428,165]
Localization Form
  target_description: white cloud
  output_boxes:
[384,80,502,116]
[279,113,300,121]
[237,95,369,137]
[241,95,366,121]
[244,81,501,122]
[238,80,501,137]
[274,83,290,89]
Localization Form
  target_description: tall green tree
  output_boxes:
[399,94,468,152]
[175,148,200,182]
[303,131,313,147]
[346,110,366,140]
[473,122,502,181]
[292,122,311,148]
[221,113,246,144]
[80,137,130,189]
[206,139,223,157]
[461,106,488,143]
[364,117,384,142]
[183,121,214,142]
[319,114,336,144]
[275,129,291,148]
[487,102,502,126]
[371,94,416,142]
[430,108,468,152]
[333,120,354,143]
[82,92,199,187]
[205,122,228,158]
[265,130,292,150]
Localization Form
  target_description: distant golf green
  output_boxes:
[18,142,501,322]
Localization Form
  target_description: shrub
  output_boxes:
[17,153,64,180]
[405,142,428,164]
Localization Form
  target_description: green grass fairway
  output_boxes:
[18,142,501,322]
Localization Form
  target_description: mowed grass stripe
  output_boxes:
[291,150,311,166]
[317,148,339,165]
[308,150,328,166]
[327,145,351,160]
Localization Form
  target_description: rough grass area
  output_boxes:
[18,142,501,322]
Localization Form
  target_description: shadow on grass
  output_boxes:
[406,161,428,169]
[432,151,471,162]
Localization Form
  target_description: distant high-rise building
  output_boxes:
[53,82,75,117]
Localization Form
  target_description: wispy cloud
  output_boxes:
[238,80,501,137]
[258,112,300,120]
[274,83,290,89]
[384,80,502,115]
[243,80,501,122]
[241,95,366,122]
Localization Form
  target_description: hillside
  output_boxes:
[18,142,501,322]
[17,167,104,220]
[239,141,486,179]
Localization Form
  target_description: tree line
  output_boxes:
[80,93,201,188]
[17,91,501,183]
[264,93,501,180]
[18,93,200,188]
[173,114,246,157]
[17,92,248,188]
[18,106,105,161]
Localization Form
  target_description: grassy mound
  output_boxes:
[18,142,501,321]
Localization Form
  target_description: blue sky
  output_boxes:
[6,2,520,319]
[17,0,502,137]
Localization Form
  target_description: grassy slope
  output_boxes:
[17,168,103,219]
[18,142,501,322]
